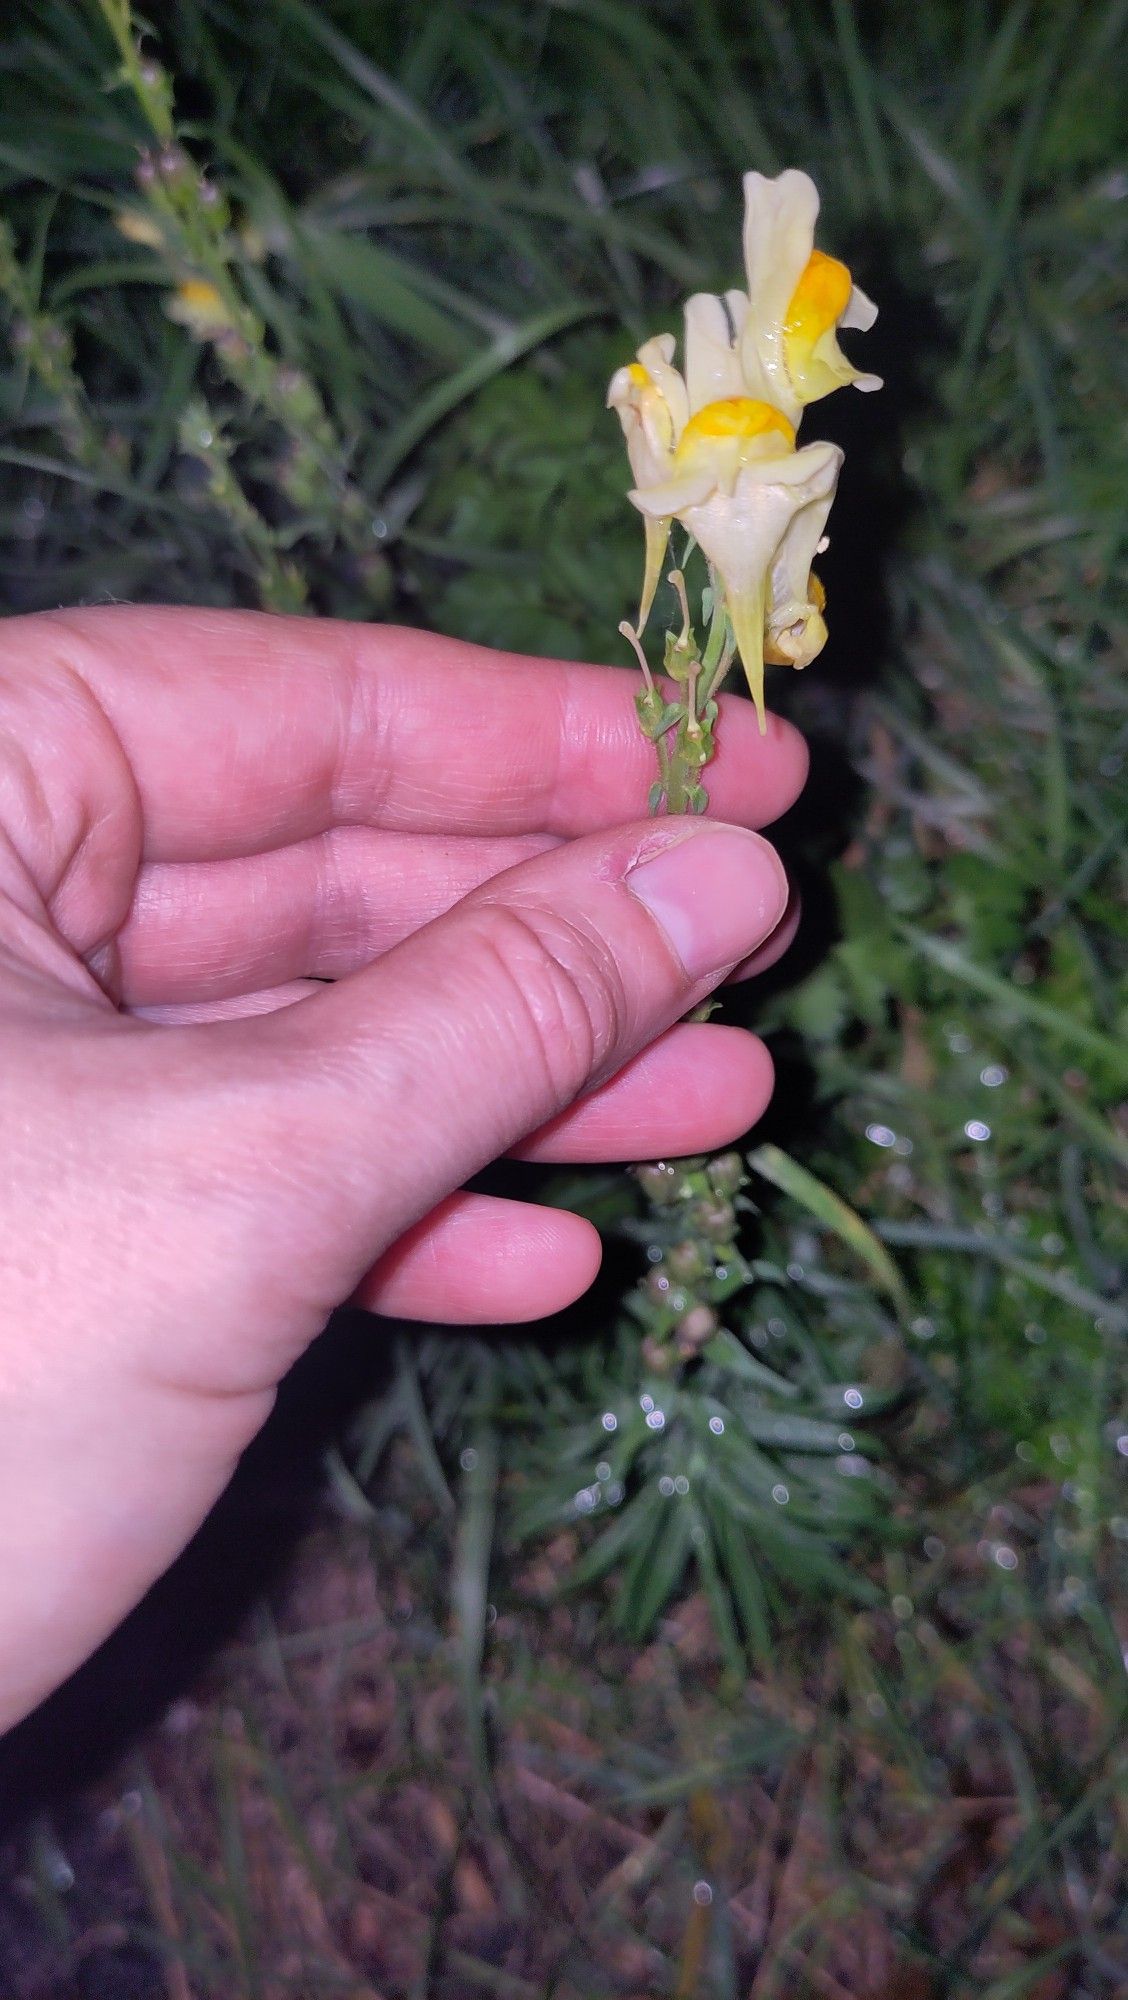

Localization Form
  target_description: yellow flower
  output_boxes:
[737,169,882,423]
[165,278,232,339]
[608,168,880,730]
[114,208,166,250]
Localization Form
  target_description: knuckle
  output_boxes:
[475,903,629,1104]
[312,825,356,963]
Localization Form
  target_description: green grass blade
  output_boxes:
[902,928,1128,1078]
[828,0,894,217]
[747,1144,911,1315]
[365,300,596,494]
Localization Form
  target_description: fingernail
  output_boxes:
[626,827,789,981]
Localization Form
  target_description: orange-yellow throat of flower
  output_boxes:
[676,395,796,462]
[783,248,853,384]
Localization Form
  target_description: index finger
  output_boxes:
[13,605,808,860]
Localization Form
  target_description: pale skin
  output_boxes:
[0,606,807,1731]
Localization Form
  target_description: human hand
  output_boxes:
[0,606,806,1728]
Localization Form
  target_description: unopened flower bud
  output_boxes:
[707,1152,746,1197]
[675,1304,718,1354]
[636,1161,680,1205]
[641,1334,674,1373]
[689,1196,736,1242]
[634,686,667,737]
[666,1239,707,1284]
[642,1266,673,1308]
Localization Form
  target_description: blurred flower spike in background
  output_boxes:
[165,277,233,339]
[608,168,881,729]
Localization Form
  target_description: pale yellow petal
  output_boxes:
[629,469,716,517]
[724,288,751,339]
[764,601,828,669]
[608,357,679,491]
[683,293,747,413]
[739,169,819,424]
[764,442,842,666]
[114,208,165,249]
[636,332,690,436]
[166,279,232,337]
[841,282,878,332]
[672,443,842,730]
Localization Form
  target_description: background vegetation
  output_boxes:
[0,0,1124,1993]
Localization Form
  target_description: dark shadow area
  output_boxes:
[785,243,951,713]
[735,248,952,1154]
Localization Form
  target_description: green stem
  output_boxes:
[625,567,750,1380]
[664,747,693,814]
[699,574,731,689]
[699,620,735,711]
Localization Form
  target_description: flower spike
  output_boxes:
[609,167,879,737]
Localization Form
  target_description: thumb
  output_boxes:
[228,816,789,1335]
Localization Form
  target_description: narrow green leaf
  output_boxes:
[297,225,476,363]
[367,300,596,494]
[619,1496,692,1640]
[702,1328,800,1396]
[687,1499,745,1680]
[452,1391,500,1809]
[747,1144,911,1315]
[393,1336,456,1516]
[568,1485,662,1591]
[741,1412,862,1454]
[709,1498,772,1662]
[876,1222,1128,1333]
[828,0,895,216]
